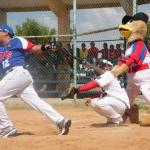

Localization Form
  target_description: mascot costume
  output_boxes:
[112,12,150,125]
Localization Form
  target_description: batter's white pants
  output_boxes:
[89,97,127,124]
[0,67,64,129]
[126,69,150,106]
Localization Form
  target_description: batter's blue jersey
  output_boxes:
[0,37,34,75]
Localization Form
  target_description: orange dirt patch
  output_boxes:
[0,104,150,150]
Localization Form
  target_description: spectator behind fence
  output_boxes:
[87,41,99,64]
[110,43,123,66]
[55,42,71,95]
[80,43,88,59]
[66,43,73,68]
[115,44,122,60]
[108,44,115,64]
[55,41,69,66]
[66,43,73,55]
[72,44,80,58]
[99,43,108,59]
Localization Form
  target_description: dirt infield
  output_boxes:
[1,98,150,150]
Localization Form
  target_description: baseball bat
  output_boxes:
[63,49,104,75]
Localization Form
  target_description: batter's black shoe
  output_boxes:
[0,126,17,138]
[57,119,71,135]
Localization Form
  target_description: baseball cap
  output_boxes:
[132,12,149,23]
[0,25,14,37]
[122,12,149,24]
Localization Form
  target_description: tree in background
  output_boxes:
[15,18,58,84]
[145,22,150,43]
[15,18,56,44]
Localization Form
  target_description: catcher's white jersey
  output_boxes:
[95,71,130,108]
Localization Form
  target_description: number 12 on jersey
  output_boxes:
[2,59,10,69]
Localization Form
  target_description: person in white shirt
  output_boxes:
[61,60,130,125]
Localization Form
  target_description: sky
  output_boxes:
[7,3,150,48]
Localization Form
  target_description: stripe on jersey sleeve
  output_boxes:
[130,40,147,64]
[16,37,35,51]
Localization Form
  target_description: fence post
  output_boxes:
[73,0,77,100]
[123,38,127,55]
[133,0,137,15]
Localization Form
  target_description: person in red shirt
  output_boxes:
[99,43,108,60]
[115,44,122,58]
[108,44,115,64]
[114,44,123,65]
[87,41,99,64]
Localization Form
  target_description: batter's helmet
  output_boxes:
[0,25,14,37]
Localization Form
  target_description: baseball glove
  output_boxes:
[61,87,78,100]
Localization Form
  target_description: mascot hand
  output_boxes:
[111,64,129,77]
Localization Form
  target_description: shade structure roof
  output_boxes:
[0,0,149,12]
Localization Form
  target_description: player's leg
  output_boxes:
[0,68,32,101]
[136,69,150,104]
[0,68,33,137]
[126,74,140,106]
[0,74,14,130]
[0,102,17,138]
[0,102,14,129]
[122,82,139,123]
[89,97,126,124]
[16,83,71,135]
[134,69,150,125]
[140,82,150,103]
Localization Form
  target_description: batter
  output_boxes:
[0,25,71,137]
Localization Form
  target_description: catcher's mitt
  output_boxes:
[61,87,78,100]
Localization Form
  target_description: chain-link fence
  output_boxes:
[1,0,150,98]
[25,39,73,97]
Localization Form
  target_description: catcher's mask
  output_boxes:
[98,59,113,70]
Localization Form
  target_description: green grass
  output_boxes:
[4,98,91,111]
[4,95,149,112]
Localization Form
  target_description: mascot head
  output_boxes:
[119,12,149,44]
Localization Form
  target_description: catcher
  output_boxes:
[61,60,130,125]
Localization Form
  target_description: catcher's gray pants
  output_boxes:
[126,69,150,106]
[90,97,126,124]
[0,67,64,129]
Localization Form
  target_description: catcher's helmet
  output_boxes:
[97,59,113,69]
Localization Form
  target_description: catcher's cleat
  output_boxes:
[61,87,78,100]
[0,126,17,138]
[106,116,123,126]
[104,122,121,127]
[57,119,71,135]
